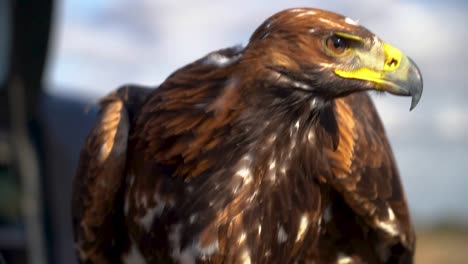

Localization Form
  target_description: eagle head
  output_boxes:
[242,8,423,110]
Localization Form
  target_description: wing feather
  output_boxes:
[72,86,151,263]
[327,93,414,254]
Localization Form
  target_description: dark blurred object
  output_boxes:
[0,253,7,264]
[0,0,102,263]
[0,165,21,225]
[1,0,53,263]
[1,0,99,263]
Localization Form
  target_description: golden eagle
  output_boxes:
[72,8,423,264]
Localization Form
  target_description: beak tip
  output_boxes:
[409,91,422,111]
[408,57,423,111]
[409,99,418,111]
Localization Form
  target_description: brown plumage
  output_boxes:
[72,8,422,264]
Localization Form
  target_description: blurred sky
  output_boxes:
[45,0,468,224]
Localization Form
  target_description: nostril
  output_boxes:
[387,58,398,67]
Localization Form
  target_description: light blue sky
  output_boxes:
[45,0,468,224]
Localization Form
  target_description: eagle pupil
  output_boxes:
[332,36,346,49]
[326,35,348,55]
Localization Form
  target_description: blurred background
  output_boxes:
[0,0,467,263]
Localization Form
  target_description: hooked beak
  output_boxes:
[334,42,423,110]
[376,54,423,111]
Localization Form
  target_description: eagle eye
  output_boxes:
[325,35,349,55]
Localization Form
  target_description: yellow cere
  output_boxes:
[333,41,404,89]
[382,42,402,72]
